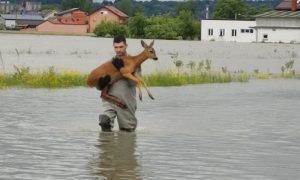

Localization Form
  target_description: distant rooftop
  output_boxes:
[0,14,43,20]
[90,6,128,18]
[276,0,300,10]
[55,8,81,16]
[255,10,300,18]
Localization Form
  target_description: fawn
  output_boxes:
[87,40,158,109]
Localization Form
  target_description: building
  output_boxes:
[0,13,43,29]
[88,5,129,33]
[201,0,300,43]
[253,11,300,43]
[253,0,300,43]
[0,1,41,14]
[36,8,88,34]
[201,20,256,42]
[276,0,300,10]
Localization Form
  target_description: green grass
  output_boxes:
[0,66,87,89]
[143,71,249,86]
[0,65,298,89]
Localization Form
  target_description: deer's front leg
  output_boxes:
[134,73,154,100]
[122,73,143,101]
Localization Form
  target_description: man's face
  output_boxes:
[113,41,127,58]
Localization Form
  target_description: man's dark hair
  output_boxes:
[113,35,126,44]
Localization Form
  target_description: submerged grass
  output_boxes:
[0,66,87,89]
[0,62,298,89]
[144,71,249,86]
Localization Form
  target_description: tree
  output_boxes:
[61,0,92,13]
[128,13,148,38]
[174,0,197,18]
[144,15,178,39]
[94,21,129,37]
[213,0,248,20]
[115,0,134,16]
[177,10,200,40]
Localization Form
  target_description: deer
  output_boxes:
[87,40,158,109]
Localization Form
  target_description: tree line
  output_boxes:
[33,0,282,39]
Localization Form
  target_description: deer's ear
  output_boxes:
[149,40,154,47]
[141,40,147,48]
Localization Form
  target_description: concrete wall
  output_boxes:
[256,28,300,43]
[201,20,256,42]
[5,19,15,28]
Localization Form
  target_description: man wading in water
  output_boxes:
[99,35,140,132]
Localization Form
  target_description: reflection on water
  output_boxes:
[1,80,300,179]
[89,132,141,180]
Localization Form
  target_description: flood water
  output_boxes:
[1,79,300,180]
[0,34,299,74]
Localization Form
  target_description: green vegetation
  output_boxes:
[213,0,272,20]
[0,60,298,89]
[94,21,129,37]
[0,66,87,89]
[61,0,93,13]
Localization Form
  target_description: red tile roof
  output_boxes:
[276,0,300,10]
[90,6,129,18]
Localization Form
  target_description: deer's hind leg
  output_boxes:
[101,86,127,109]
[98,76,127,109]
[96,75,111,91]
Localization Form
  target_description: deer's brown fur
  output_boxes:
[87,40,158,109]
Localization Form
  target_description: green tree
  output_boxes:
[61,0,93,13]
[144,15,178,39]
[213,0,248,20]
[128,13,148,38]
[41,4,59,11]
[115,0,134,16]
[177,10,200,40]
[174,0,197,18]
[94,21,129,37]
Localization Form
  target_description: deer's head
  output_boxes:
[141,40,158,60]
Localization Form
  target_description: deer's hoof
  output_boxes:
[149,95,155,100]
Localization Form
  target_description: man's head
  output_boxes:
[113,35,127,58]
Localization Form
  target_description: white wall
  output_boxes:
[201,20,256,42]
[257,28,300,43]
[5,19,15,28]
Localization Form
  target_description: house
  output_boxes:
[41,9,58,20]
[36,8,89,34]
[88,5,129,33]
[276,0,300,10]
[253,11,300,43]
[0,14,43,29]
[201,20,256,42]
[253,0,300,43]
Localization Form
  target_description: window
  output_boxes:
[241,29,254,33]
[219,29,225,37]
[232,29,237,36]
[208,29,213,36]
[263,34,268,39]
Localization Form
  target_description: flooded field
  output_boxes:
[1,79,300,179]
[0,34,299,74]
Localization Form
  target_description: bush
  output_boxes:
[0,23,5,30]
[144,15,178,39]
[94,21,129,37]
